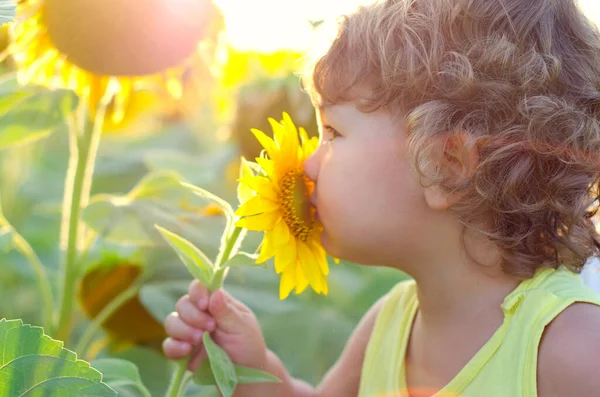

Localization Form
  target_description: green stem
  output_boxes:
[56,103,107,342]
[0,197,54,333]
[75,280,142,357]
[165,225,244,397]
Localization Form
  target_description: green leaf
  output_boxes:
[181,182,234,229]
[224,252,264,269]
[83,171,227,249]
[91,358,151,397]
[0,0,16,25]
[202,333,237,397]
[193,360,280,387]
[0,89,79,150]
[0,318,116,396]
[155,226,214,286]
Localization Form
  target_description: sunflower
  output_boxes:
[7,0,221,127]
[235,112,330,300]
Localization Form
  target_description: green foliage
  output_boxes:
[193,352,280,388]
[0,82,79,150]
[202,333,237,397]
[91,359,151,397]
[0,319,115,396]
[156,225,215,286]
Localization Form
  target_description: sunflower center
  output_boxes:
[280,171,314,241]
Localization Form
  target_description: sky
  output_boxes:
[214,0,600,52]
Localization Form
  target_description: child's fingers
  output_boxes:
[162,337,192,359]
[164,313,204,344]
[188,279,210,310]
[208,289,250,333]
[188,345,208,372]
[175,296,216,331]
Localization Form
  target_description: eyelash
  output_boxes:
[323,125,341,142]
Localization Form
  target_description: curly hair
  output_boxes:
[303,0,600,278]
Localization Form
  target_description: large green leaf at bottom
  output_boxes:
[0,319,115,396]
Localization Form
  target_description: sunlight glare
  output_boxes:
[213,0,375,51]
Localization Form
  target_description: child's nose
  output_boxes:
[303,147,320,182]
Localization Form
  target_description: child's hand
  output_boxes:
[162,279,268,372]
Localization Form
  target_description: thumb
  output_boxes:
[208,289,245,333]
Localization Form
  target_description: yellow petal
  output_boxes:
[238,176,279,202]
[297,241,323,294]
[279,266,296,300]
[281,114,302,168]
[281,112,299,138]
[235,210,280,231]
[268,117,285,148]
[235,195,279,217]
[274,235,296,274]
[272,219,290,247]
[308,240,330,276]
[256,157,277,184]
[237,157,256,204]
[257,230,276,263]
[251,128,278,160]
[294,263,309,295]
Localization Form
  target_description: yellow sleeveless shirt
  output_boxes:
[358,266,600,397]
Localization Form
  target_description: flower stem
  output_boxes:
[165,225,244,397]
[0,195,54,333]
[56,103,107,342]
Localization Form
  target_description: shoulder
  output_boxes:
[537,302,600,397]
[314,284,400,397]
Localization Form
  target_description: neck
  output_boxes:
[407,228,521,329]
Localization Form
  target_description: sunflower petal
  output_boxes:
[257,230,276,263]
[294,263,309,294]
[279,266,296,300]
[235,195,279,217]
[297,241,324,294]
[268,118,285,148]
[272,219,290,247]
[308,240,330,276]
[235,211,280,231]
[251,128,278,160]
[274,235,296,274]
[237,157,256,204]
[256,157,278,184]
[238,176,279,201]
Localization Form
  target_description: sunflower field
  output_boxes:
[0,0,408,396]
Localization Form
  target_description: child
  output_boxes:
[163,0,600,396]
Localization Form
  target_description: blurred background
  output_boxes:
[0,0,599,395]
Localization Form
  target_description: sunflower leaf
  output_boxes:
[193,359,280,387]
[0,318,116,396]
[202,333,237,397]
[91,358,152,397]
[181,181,234,234]
[224,252,266,269]
[0,88,79,150]
[155,225,214,286]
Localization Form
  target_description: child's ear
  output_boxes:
[423,131,479,211]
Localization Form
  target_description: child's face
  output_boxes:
[304,102,438,267]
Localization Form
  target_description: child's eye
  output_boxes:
[323,125,341,142]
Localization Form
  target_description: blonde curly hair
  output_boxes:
[303,0,600,278]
